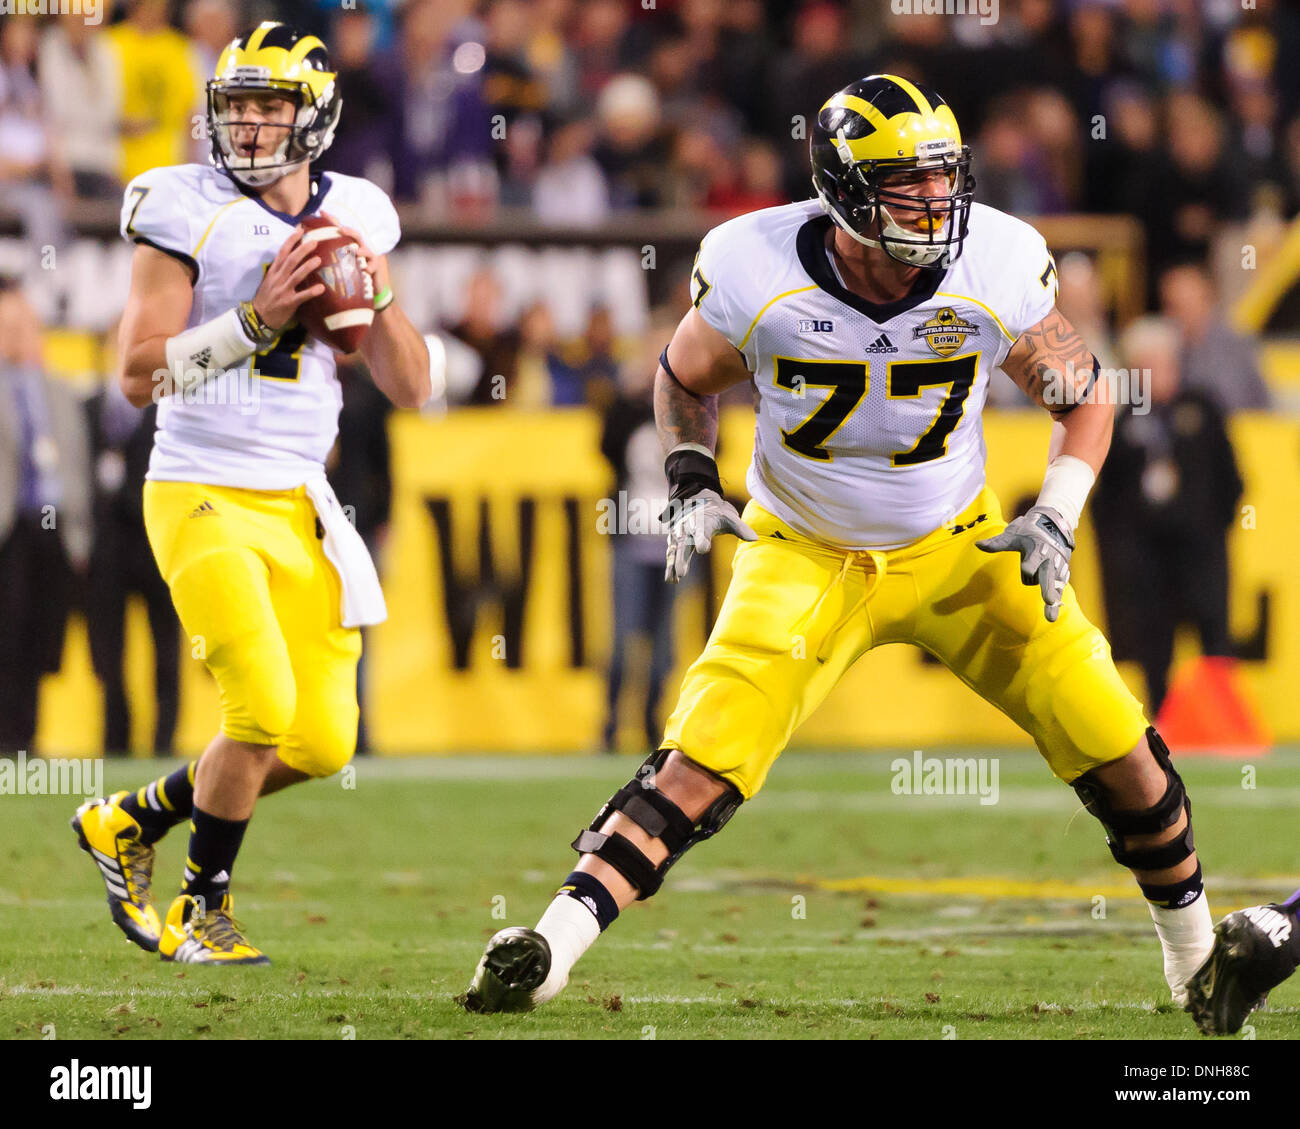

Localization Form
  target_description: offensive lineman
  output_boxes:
[465,75,1217,1018]
[71,23,430,963]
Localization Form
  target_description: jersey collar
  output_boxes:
[225,170,334,225]
[796,215,947,323]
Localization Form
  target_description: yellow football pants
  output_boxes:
[143,480,362,777]
[662,485,1148,799]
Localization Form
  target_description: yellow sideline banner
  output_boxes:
[36,409,1300,755]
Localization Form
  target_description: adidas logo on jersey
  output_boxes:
[865,333,898,354]
[188,500,217,518]
[1243,905,1294,948]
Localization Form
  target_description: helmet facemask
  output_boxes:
[208,72,340,188]
[815,134,976,270]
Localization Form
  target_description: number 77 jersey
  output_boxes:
[691,198,1059,550]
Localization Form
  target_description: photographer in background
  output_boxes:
[597,318,678,754]
[85,329,180,757]
[0,280,91,754]
[1092,316,1244,716]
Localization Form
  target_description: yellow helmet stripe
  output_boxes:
[888,74,934,116]
[245,22,274,53]
[825,92,890,132]
[824,93,894,164]
[288,34,327,68]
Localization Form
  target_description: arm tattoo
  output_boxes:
[1004,308,1098,417]
[655,363,718,454]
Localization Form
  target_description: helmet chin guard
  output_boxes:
[816,186,955,268]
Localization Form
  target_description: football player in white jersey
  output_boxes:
[465,75,1217,1021]
[71,22,430,964]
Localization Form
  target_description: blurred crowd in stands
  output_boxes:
[2,0,1296,244]
[0,0,1292,752]
[2,0,1293,402]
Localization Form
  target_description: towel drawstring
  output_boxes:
[809,549,888,663]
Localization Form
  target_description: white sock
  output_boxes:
[1150,894,1214,1005]
[531,894,601,1005]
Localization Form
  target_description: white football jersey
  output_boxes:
[692,200,1058,549]
[120,163,400,490]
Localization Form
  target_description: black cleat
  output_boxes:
[461,927,553,1014]
[1185,904,1299,1035]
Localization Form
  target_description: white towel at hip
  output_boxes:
[303,476,388,628]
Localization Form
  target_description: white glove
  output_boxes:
[664,489,757,583]
[975,504,1074,622]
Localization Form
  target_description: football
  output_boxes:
[295,214,375,354]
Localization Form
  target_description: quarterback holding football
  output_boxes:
[466,75,1217,1024]
[71,23,430,964]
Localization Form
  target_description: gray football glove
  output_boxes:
[975,505,1075,622]
[664,489,758,583]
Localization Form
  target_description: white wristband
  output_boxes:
[1037,454,1096,533]
[163,307,259,392]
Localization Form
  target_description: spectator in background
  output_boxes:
[533,115,610,226]
[38,13,121,200]
[571,0,639,105]
[1119,0,1194,89]
[183,0,237,164]
[378,0,494,210]
[768,1,874,202]
[598,319,677,754]
[1056,251,1119,368]
[0,282,91,754]
[1023,88,1083,211]
[1062,1,1130,128]
[106,0,201,185]
[450,268,519,405]
[1159,262,1273,412]
[563,305,620,407]
[1222,15,1287,207]
[693,0,769,135]
[1085,81,1161,216]
[314,0,400,54]
[593,72,671,209]
[704,137,786,218]
[482,0,548,193]
[0,16,70,252]
[959,0,1069,116]
[85,347,179,757]
[1091,316,1243,716]
[975,93,1068,216]
[321,9,395,185]
[512,301,560,409]
[646,32,712,133]
[525,0,581,118]
[185,0,238,78]
[1143,92,1250,286]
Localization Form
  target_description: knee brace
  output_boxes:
[1072,726,1195,873]
[572,749,743,899]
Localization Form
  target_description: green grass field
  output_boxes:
[3,749,1298,1040]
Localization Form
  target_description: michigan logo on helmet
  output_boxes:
[207,22,341,189]
[810,75,975,269]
